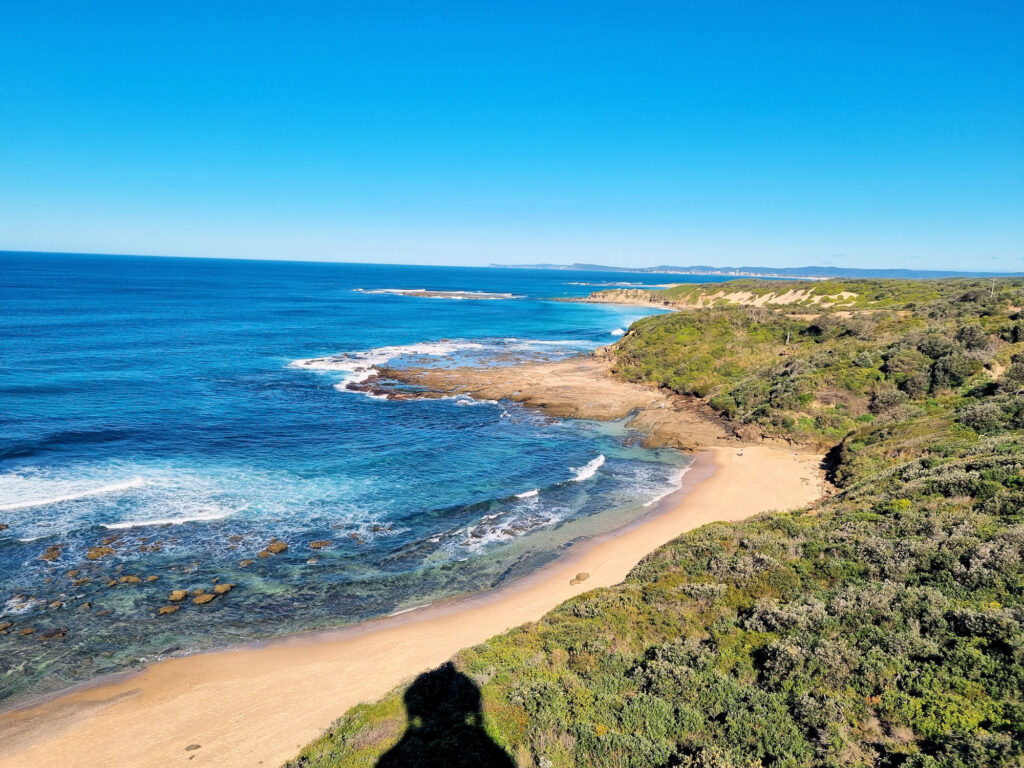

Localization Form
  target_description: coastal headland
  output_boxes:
[0,356,829,768]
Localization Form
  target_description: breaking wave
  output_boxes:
[291,341,485,392]
[0,476,146,512]
[570,455,605,483]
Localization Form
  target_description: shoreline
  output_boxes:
[0,444,827,768]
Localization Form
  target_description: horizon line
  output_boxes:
[3,248,1023,278]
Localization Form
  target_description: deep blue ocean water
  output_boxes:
[0,253,728,704]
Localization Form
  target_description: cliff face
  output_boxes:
[571,284,860,310]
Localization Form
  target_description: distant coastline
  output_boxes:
[493,261,1024,280]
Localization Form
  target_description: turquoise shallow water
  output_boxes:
[0,253,726,704]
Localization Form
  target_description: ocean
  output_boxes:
[0,253,723,704]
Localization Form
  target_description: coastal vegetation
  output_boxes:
[289,279,1024,767]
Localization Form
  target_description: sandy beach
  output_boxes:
[0,441,826,768]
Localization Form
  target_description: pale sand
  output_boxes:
[0,445,826,768]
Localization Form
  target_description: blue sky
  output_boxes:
[1,2,1022,270]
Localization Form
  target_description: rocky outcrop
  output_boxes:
[86,546,115,560]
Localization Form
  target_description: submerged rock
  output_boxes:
[39,545,62,562]
[158,605,180,615]
[266,540,288,554]
[0,621,11,633]
[168,589,188,602]
[238,559,255,567]
[72,577,91,586]
[87,546,115,560]
[119,575,141,584]
[213,583,234,595]
[192,593,215,605]
[309,540,332,549]
[146,575,159,582]
[40,628,66,640]
[19,628,35,636]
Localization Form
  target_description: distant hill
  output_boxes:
[494,262,1024,279]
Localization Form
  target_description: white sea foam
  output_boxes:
[570,454,605,483]
[291,341,485,393]
[610,328,626,337]
[454,396,498,407]
[515,489,539,498]
[643,466,691,507]
[0,476,146,512]
[504,337,587,347]
[354,288,522,300]
[101,507,237,529]
[4,595,43,615]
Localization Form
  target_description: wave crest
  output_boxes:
[570,454,605,482]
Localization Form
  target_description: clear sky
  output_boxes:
[1,2,1022,270]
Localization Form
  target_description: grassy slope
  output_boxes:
[288,280,1024,768]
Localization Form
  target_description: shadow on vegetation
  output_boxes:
[376,662,514,768]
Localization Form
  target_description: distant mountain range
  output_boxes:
[493,262,1024,279]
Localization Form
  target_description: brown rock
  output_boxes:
[228,535,244,542]
[158,605,180,615]
[106,579,117,586]
[257,550,270,559]
[40,545,62,562]
[266,540,288,554]
[192,593,216,605]
[0,523,8,531]
[119,575,141,584]
[87,546,115,560]
[66,569,80,578]
[575,572,590,582]
[19,628,35,636]
[73,577,91,586]
[239,559,255,567]
[0,621,12,632]
[569,578,581,585]
[49,600,64,609]
[191,588,206,597]
[309,540,332,550]
[213,583,234,595]
[101,535,120,546]
[168,589,187,602]
[40,628,66,640]
[146,575,159,582]
[80,602,91,610]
